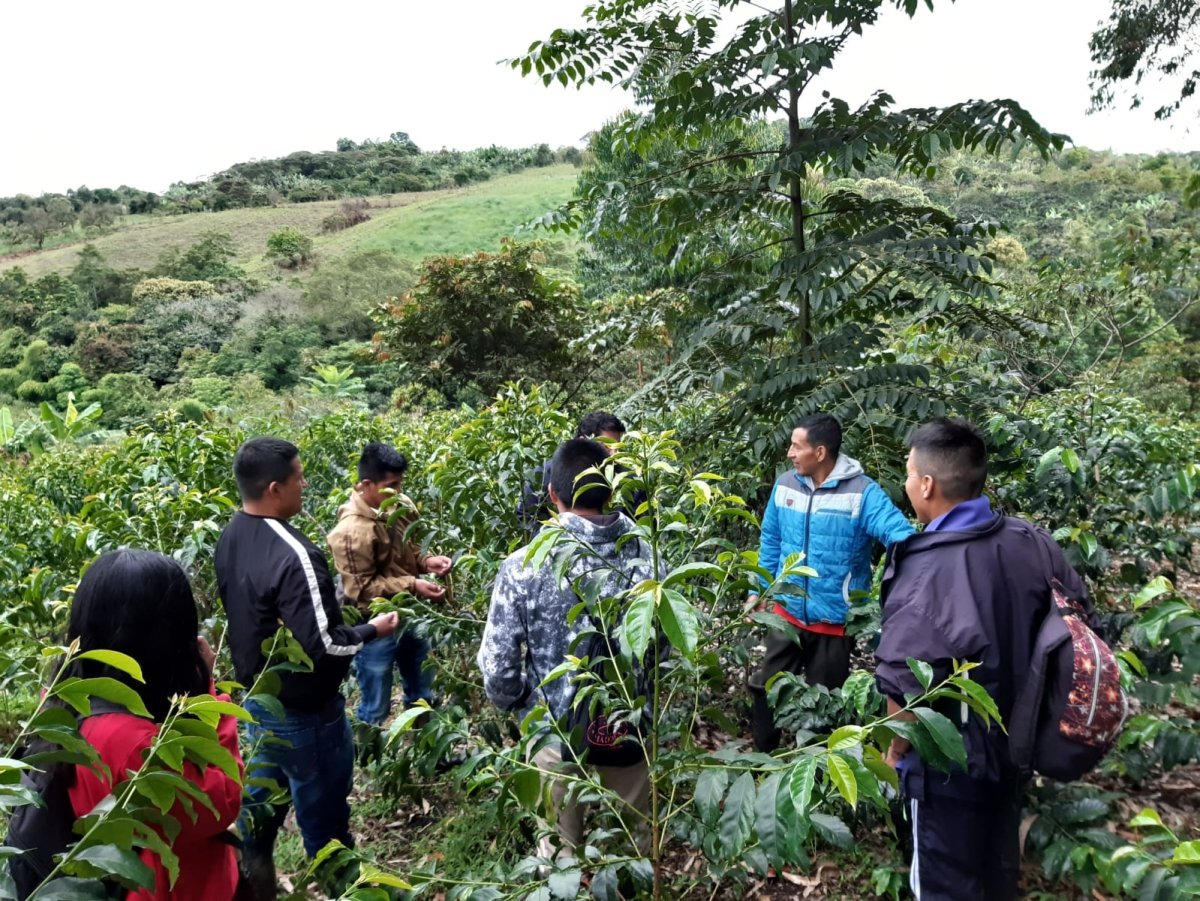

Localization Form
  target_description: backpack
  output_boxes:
[5,704,125,900]
[561,627,644,768]
[1009,576,1128,781]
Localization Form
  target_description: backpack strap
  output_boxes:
[1007,522,1066,777]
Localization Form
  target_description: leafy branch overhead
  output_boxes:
[515,0,1067,447]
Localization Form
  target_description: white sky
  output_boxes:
[3,0,1194,197]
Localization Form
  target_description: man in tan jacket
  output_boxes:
[327,443,452,724]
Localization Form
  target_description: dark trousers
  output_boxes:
[748,625,853,751]
[905,774,1022,901]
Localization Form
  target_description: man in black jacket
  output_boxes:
[875,419,1088,901]
[215,437,398,897]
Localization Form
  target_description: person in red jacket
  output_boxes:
[65,549,243,900]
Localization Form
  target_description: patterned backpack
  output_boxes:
[1009,577,1128,781]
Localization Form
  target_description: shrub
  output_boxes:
[48,363,90,409]
[0,367,22,396]
[371,240,586,403]
[265,227,314,269]
[82,373,156,425]
[15,379,52,403]
[132,277,216,306]
[75,334,136,380]
[0,327,25,368]
[174,398,207,423]
[187,376,235,407]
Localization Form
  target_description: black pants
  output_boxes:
[748,625,853,751]
[905,775,1022,901]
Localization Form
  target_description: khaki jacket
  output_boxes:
[326,489,429,613]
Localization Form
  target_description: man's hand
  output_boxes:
[413,579,447,600]
[197,635,216,677]
[745,594,767,622]
[885,743,909,769]
[370,611,400,637]
[425,555,453,576]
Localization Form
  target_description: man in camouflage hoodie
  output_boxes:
[479,437,657,858]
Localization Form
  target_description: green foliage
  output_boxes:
[301,364,366,402]
[519,0,1065,452]
[134,294,241,385]
[302,250,414,342]
[265,226,314,269]
[131,277,216,306]
[82,373,157,426]
[371,241,586,404]
[155,231,247,284]
[174,398,207,423]
[1089,0,1200,120]
[15,379,52,404]
[48,363,90,409]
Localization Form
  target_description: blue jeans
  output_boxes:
[354,628,433,724]
[240,695,355,859]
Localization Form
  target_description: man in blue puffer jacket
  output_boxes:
[748,414,914,751]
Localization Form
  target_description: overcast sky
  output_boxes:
[4,0,1194,197]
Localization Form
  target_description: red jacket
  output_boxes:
[69,698,243,900]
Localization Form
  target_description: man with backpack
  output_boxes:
[479,438,658,859]
[875,419,1121,901]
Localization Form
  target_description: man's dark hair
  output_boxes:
[575,411,626,440]
[794,413,842,459]
[358,442,408,482]
[550,438,611,511]
[234,437,299,501]
[908,418,988,501]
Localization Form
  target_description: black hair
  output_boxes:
[549,438,611,511]
[233,437,299,501]
[793,413,842,459]
[358,442,408,482]
[68,549,208,722]
[908,418,988,502]
[575,411,626,440]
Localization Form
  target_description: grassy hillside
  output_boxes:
[0,165,580,279]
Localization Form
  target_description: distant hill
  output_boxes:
[1,165,580,279]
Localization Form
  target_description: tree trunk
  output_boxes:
[783,0,811,347]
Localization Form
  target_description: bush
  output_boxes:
[371,240,586,402]
[48,363,90,409]
[187,376,235,407]
[15,379,52,403]
[174,399,207,423]
[82,373,157,425]
[0,367,23,397]
[132,277,216,306]
[265,227,314,269]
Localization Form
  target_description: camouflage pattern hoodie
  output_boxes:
[478,511,655,723]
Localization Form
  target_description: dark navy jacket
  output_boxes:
[875,510,1088,796]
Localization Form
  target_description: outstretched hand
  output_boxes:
[413,579,446,600]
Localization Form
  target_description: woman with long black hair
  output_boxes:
[65,549,243,900]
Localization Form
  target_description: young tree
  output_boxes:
[517,0,1065,448]
[371,240,585,403]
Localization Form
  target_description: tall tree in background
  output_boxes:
[1089,0,1200,121]
[517,0,1065,450]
